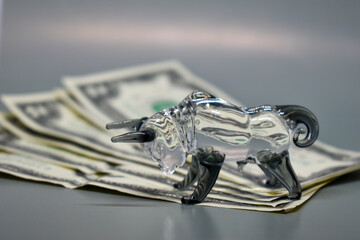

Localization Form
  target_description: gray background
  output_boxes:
[0,0,359,239]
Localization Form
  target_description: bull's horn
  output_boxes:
[106,118,143,130]
[111,129,156,143]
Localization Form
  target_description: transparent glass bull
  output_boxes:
[107,91,319,204]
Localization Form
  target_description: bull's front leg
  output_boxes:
[173,154,200,190]
[180,146,225,204]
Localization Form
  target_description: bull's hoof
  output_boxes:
[287,192,302,200]
[181,196,201,205]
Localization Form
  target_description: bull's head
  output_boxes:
[106,111,187,174]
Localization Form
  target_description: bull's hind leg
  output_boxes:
[181,147,225,204]
[257,150,302,199]
[258,165,281,186]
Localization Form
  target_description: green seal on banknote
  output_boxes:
[152,101,178,112]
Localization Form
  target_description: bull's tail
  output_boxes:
[275,105,319,148]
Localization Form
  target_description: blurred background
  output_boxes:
[0,0,359,150]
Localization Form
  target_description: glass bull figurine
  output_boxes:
[106,91,319,204]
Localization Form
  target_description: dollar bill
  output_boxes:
[0,144,336,212]
[1,123,345,206]
[1,90,153,164]
[0,115,181,181]
[0,150,89,188]
[57,90,105,128]
[61,61,360,197]
[0,112,158,167]
[0,128,112,173]
[0,115,279,201]
[1,60,359,212]
[0,127,282,202]
[62,60,242,126]
[2,99,358,199]
[0,147,288,207]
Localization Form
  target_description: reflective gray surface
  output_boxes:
[1,1,360,239]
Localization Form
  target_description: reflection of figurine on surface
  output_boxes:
[162,204,220,240]
[107,91,319,204]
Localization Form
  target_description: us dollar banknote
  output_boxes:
[0,128,110,173]
[0,115,276,201]
[1,60,360,212]
[0,149,89,188]
[112,140,360,198]
[0,145,286,206]
[0,126,283,202]
[0,148,328,212]
[0,109,290,197]
[62,61,360,196]
[1,90,154,164]
[62,60,242,126]
[0,112,158,167]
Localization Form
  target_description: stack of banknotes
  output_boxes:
[1,60,359,212]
